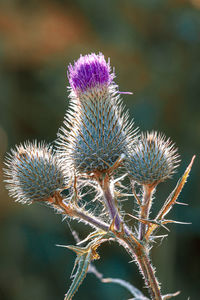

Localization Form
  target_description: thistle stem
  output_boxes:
[53,191,162,299]
[53,192,109,232]
[119,232,162,300]
[103,185,121,230]
[138,185,154,240]
[137,253,162,300]
[98,176,161,299]
[100,174,122,231]
[72,208,109,232]
[73,206,162,299]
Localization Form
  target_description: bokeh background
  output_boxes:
[0,0,200,299]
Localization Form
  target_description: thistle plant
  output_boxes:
[4,52,195,300]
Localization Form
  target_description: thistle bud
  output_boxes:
[57,53,136,175]
[4,142,66,204]
[125,131,180,186]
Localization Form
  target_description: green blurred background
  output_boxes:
[0,0,199,299]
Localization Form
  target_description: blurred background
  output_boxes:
[0,0,199,299]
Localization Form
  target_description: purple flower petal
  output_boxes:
[68,53,114,94]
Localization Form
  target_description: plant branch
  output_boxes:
[52,192,110,232]
[117,231,162,300]
[138,185,155,240]
[98,173,122,231]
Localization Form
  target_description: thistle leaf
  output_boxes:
[157,155,195,220]
[64,230,115,300]
[64,240,101,300]
[64,248,94,300]
[77,230,109,245]
[77,232,99,246]
[145,156,195,239]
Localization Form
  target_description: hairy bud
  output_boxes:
[4,142,66,204]
[125,131,180,186]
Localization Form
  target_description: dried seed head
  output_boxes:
[4,141,66,204]
[57,53,137,175]
[125,131,180,186]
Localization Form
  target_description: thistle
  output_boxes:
[126,131,180,187]
[3,52,195,300]
[56,53,138,231]
[125,131,180,240]
[57,53,136,176]
[4,141,66,204]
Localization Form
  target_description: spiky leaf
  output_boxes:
[64,248,95,300]
[145,156,195,239]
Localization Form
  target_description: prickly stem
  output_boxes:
[138,185,155,240]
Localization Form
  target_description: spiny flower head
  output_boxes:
[125,131,180,186]
[68,53,114,95]
[57,53,137,175]
[4,142,66,204]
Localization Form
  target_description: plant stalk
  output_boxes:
[54,189,162,299]
[98,176,161,299]
[119,232,162,300]
[52,192,109,232]
[99,174,122,231]
[138,185,154,240]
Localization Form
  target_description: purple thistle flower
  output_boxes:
[57,52,137,175]
[68,53,114,94]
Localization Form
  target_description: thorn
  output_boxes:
[160,223,170,232]
[126,213,140,221]
[60,244,86,256]
[56,244,68,248]
[175,201,188,206]
[118,91,133,95]
[108,153,125,174]
[126,213,151,226]
[126,214,170,231]
[150,234,168,240]
[162,219,192,225]
[162,290,181,299]
[113,173,128,184]
[131,182,142,206]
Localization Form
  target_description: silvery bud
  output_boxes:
[125,131,180,186]
[4,142,66,204]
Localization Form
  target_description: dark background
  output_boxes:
[0,0,199,299]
